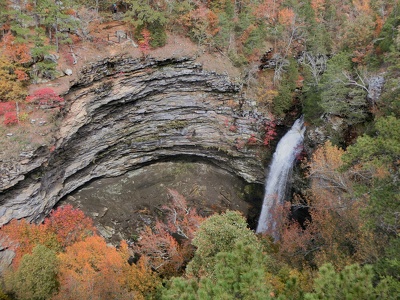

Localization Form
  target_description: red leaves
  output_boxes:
[26,88,64,109]
[0,102,15,116]
[4,111,18,126]
[0,102,17,126]
[0,204,159,299]
[44,204,96,248]
[247,133,258,145]
[263,120,277,146]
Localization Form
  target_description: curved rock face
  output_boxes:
[0,56,269,225]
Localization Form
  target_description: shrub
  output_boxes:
[263,120,277,146]
[26,88,64,108]
[4,111,18,126]
[0,102,15,116]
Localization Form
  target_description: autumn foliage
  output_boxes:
[55,236,159,300]
[263,120,277,146]
[278,142,374,269]
[0,33,32,65]
[0,56,28,103]
[0,205,160,299]
[0,204,95,267]
[43,204,96,248]
[3,111,18,126]
[26,88,64,108]
[133,189,205,277]
[0,102,15,116]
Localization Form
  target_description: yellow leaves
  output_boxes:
[306,141,352,203]
[0,55,28,102]
[308,141,345,173]
[121,256,161,299]
[256,89,278,107]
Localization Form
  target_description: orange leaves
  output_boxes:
[134,223,184,275]
[0,219,59,267]
[353,0,372,14]
[0,205,161,299]
[0,205,95,268]
[279,142,373,270]
[56,236,160,300]
[305,141,351,200]
[179,4,220,43]
[253,0,282,23]
[278,8,295,27]
[0,55,28,102]
[55,236,128,300]
[0,32,31,65]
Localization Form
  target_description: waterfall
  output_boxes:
[256,117,306,237]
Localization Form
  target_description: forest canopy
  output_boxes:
[0,0,399,299]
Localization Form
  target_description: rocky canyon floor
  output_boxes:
[59,160,263,244]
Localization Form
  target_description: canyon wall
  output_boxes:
[0,55,270,225]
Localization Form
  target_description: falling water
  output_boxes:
[256,117,306,237]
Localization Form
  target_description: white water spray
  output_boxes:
[256,117,305,236]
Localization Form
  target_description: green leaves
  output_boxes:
[273,58,299,116]
[163,241,272,300]
[124,0,168,47]
[186,210,258,278]
[319,52,368,125]
[305,263,397,300]
[5,245,59,300]
[344,116,400,169]
[162,211,274,299]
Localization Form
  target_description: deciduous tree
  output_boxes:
[124,0,168,47]
[4,244,59,300]
[133,190,204,277]
[279,141,375,269]
[55,236,160,300]
[0,55,28,103]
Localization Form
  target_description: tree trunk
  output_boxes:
[15,101,20,124]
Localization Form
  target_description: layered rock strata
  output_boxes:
[0,55,269,225]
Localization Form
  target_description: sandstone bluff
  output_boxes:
[0,55,270,226]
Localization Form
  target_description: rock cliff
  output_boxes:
[0,55,270,225]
